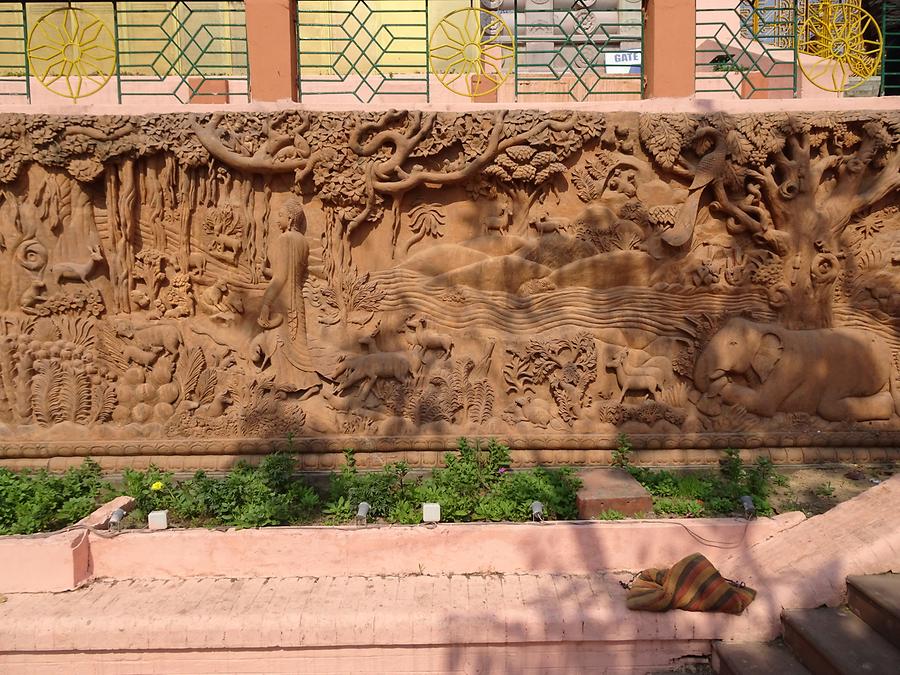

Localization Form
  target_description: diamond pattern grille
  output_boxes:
[115,1,249,103]
[297,0,428,103]
[696,1,798,98]
[514,5,643,101]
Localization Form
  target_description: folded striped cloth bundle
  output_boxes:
[625,553,756,614]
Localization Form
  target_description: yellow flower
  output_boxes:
[150,481,164,491]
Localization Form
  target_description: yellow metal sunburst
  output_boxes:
[429,7,515,98]
[28,7,117,100]
[798,1,882,92]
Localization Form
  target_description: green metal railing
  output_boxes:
[0,1,249,103]
[512,0,643,101]
[296,0,430,103]
[883,1,899,95]
[0,2,28,99]
[296,0,644,103]
[696,1,799,98]
[114,0,248,102]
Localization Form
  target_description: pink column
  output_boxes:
[245,0,298,102]
[643,0,696,98]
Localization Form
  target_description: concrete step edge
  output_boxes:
[712,640,810,675]
[782,607,900,675]
[846,574,900,650]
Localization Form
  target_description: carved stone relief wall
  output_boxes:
[0,110,898,469]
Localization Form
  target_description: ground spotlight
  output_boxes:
[108,507,126,530]
[356,502,370,526]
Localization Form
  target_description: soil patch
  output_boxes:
[770,464,896,516]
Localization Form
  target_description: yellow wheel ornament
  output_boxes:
[798,1,882,93]
[430,7,515,97]
[28,7,116,101]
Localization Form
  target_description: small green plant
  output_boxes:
[815,481,835,498]
[612,433,633,468]
[653,496,705,518]
[0,459,112,535]
[595,509,626,520]
[323,496,354,524]
[719,448,744,484]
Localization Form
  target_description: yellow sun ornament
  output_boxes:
[28,7,117,101]
[430,7,515,98]
[798,1,882,93]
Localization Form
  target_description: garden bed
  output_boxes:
[0,436,891,536]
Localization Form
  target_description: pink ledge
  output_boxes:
[86,514,804,582]
[0,510,801,594]
[0,529,89,593]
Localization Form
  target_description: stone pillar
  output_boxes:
[643,0,696,98]
[245,0,298,102]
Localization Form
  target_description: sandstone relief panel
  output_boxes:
[0,110,898,468]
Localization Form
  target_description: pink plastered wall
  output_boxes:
[86,514,803,582]
[0,514,802,593]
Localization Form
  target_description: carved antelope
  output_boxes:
[607,348,663,404]
[48,246,104,286]
[405,315,452,358]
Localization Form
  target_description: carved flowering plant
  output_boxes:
[0,158,21,183]
[502,110,541,138]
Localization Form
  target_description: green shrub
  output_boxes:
[653,496,705,518]
[328,439,581,524]
[0,459,111,535]
[595,509,626,520]
[329,457,416,520]
[615,435,783,517]
[123,453,320,528]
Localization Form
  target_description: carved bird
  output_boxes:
[665,127,727,248]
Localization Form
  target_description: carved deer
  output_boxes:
[48,246,104,286]
[405,315,452,358]
[482,196,510,234]
[607,348,663,404]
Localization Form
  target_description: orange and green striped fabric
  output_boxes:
[625,553,756,615]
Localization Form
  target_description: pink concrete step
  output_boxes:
[0,572,765,674]
[0,573,771,651]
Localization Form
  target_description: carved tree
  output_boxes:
[345,109,594,238]
[641,112,900,328]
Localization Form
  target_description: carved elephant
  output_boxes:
[693,317,897,422]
